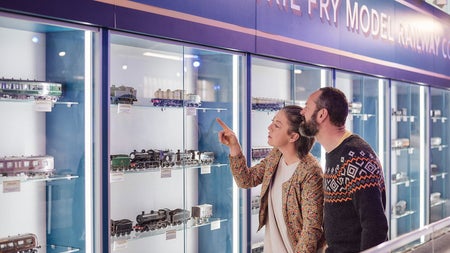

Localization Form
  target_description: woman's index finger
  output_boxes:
[216,118,231,130]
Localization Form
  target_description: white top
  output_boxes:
[264,156,298,253]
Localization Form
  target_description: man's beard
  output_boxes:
[299,111,319,137]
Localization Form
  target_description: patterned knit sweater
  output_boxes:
[324,135,388,253]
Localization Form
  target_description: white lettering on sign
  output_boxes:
[308,0,340,25]
[259,0,450,60]
[346,0,394,43]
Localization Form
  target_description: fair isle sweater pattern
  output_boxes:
[324,150,386,203]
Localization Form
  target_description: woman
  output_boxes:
[217,105,324,253]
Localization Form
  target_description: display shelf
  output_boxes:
[110,101,227,112]
[348,113,375,121]
[0,174,78,184]
[47,244,80,253]
[431,144,448,151]
[431,116,447,123]
[430,199,447,208]
[392,210,415,220]
[392,147,414,155]
[110,218,227,242]
[392,178,416,186]
[431,172,448,181]
[393,115,416,122]
[110,163,227,182]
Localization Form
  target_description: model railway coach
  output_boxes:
[0,79,62,102]
[0,155,54,177]
[0,233,39,253]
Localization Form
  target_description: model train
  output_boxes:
[251,97,285,111]
[152,88,201,107]
[111,204,213,237]
[110,85,137,105]
[111,219,134,237]
[0,79,62,102]
[110,149,214,171]
[0,233,39,253]
[134,208,191,232]
[0,155,54,177]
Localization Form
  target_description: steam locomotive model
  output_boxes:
[0,79,62,102]
[151,89,201,107]
[0,233,39,253]
[110,149,214,171]
[110,85,137,105]
[111,219,133,237]
[0,155,54,177]
[134,208,190,232]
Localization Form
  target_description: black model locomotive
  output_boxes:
[110,149,215,171]
[111,219,134,237]
[134,208,190,232]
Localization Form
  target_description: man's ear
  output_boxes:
[317,108,328,123]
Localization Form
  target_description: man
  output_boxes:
[299,87,388,253]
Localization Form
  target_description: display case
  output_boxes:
[335,71,389,165]
[429,87,450,223]
[390,81,428,238]
[0,12,96,253]
[107,32,245,252]
[248,56,331,252]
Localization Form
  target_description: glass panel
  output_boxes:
[109,32,243,253]
[429,87,450,223]
[0,13,94,253]
[335,71,389,175]
[249,56,331,250]
[390,81,428,239]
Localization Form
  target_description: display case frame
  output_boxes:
[0,11,99,253]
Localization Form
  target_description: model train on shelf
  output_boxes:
[251,97,285,111]
[111,204,213,237]
[0,155,54,177]
[110,149,215,171]
[0,79,62,102]
[110,85,138,105]
[0,233,39,253]
[152,88,201,107]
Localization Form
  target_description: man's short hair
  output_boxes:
[317,87,348,127]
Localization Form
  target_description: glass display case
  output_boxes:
[429,87,450,223]
[108,32,245,253]
[248,56,331,252]
[0,12,96,253]
[335,71,389,166]
[390,81,428,238]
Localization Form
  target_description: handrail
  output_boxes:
[362,217,450,253]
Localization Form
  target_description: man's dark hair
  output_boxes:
[316,87,348,127]
[282,105,315,158]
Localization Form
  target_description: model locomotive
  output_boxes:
[134,208,191,232]
[0,79,62,102]
[111,204,213,237]
[0,233,39,253]
[110,149,215,171]
[111,219,134,237]
[0,155,54,177]
[110,85,137,105]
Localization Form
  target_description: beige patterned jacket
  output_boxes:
[229,148,324,253]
